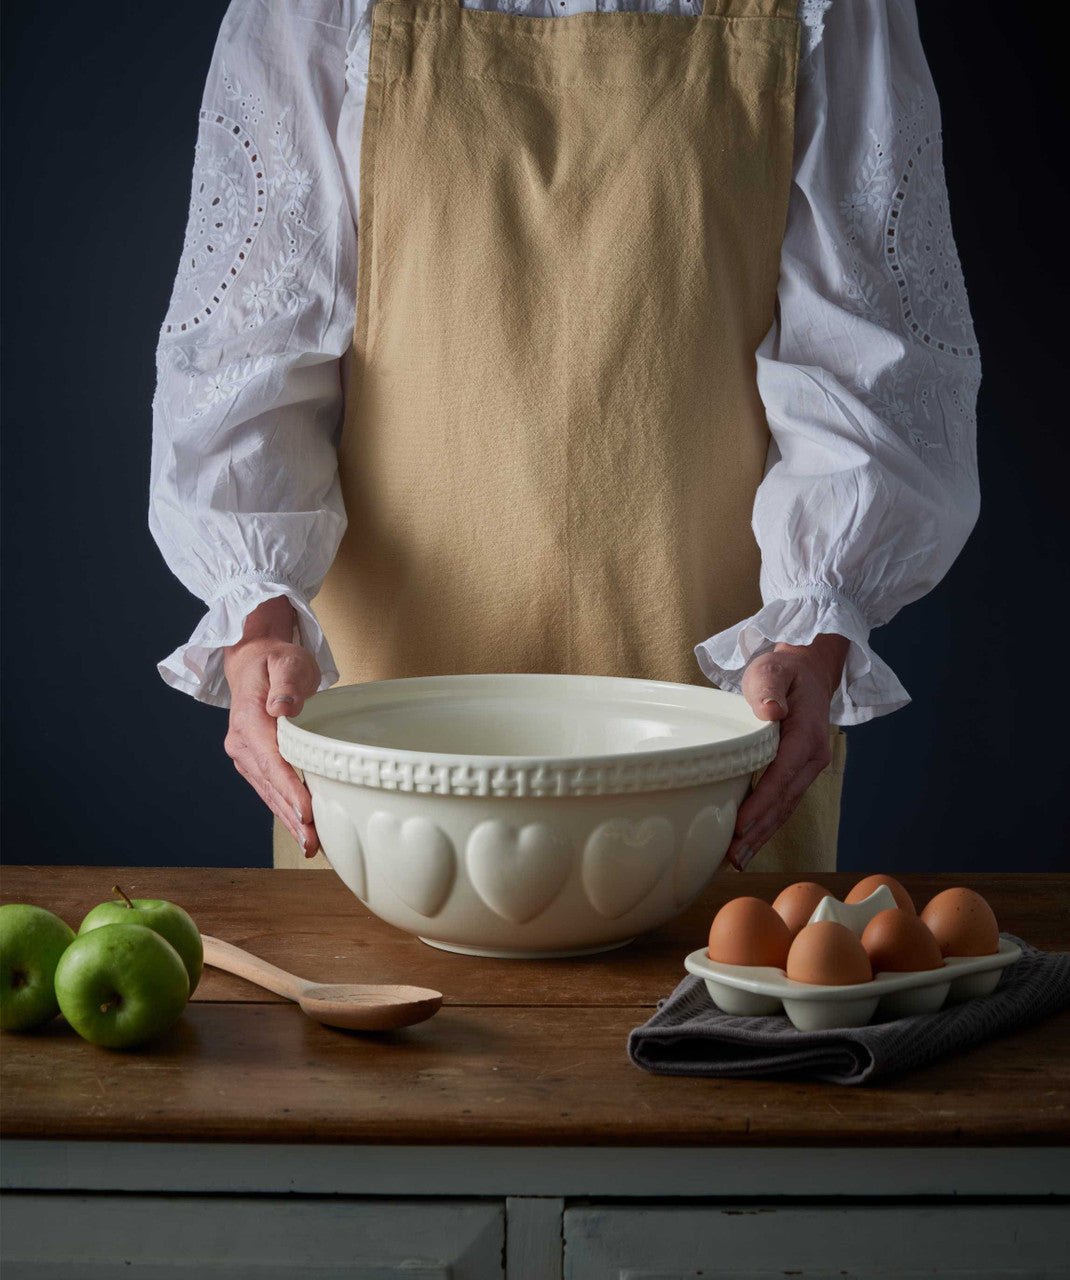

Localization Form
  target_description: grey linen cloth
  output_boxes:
[627,934,1070,1085]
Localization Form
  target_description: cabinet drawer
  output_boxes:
[0,1194,503,1279]
[564,1204,1070,1279]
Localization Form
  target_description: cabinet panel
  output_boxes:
[564,1204,1070,1279]
[0,1194,503,1279]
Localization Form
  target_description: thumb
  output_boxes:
[742,656,791,721]
[264,648,319,719]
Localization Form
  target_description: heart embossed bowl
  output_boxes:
[277,673,777,958]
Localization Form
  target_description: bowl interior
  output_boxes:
[287,673,765,762]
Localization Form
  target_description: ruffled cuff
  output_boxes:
[693,588,910,727]
[156,572,340,710]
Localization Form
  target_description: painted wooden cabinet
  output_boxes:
[0,1195,504,1279]
[562,1204,1070,1279]
[3,1191,1070,1278]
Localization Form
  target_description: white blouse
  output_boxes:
[149,0,981,726]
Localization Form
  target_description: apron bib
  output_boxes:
[274,0,847,874]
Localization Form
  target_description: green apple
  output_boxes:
[79,886,203,995]
[0,903,76,1031]
[55,922,189,1049]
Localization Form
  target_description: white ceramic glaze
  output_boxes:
[685,917,1022,1033]
[809,885,898,932]
[277,673,778,957]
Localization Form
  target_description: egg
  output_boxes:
[786,920,873,986]
[860,908,943,973]
[771,881,830,938]
[845,873,916,915]
[920,887,999,957]
[707,896,792,969]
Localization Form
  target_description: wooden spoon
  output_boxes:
[200,935,443,1031]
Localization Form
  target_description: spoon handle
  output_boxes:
[201,934,309,1002]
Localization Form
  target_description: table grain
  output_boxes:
[1,867,1067,1146]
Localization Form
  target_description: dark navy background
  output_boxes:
[2,3,1065,870]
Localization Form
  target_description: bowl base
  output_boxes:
[418,935,637,960]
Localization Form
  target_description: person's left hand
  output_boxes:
[722,632,850,872]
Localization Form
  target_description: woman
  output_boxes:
[150,0,980,873]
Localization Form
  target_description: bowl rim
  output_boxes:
[276,672,779,798]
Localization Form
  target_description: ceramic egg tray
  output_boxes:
[684,885,1022,1032]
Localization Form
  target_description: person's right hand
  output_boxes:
[222,595,322,858]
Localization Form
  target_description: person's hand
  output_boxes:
[723,632,850,872]
[222,595,322,858]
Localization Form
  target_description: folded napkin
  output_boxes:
[627,934,1070,1085]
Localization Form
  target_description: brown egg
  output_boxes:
[861,908,944,973]
[707,897,792,969]
[845,873,916,915]
[920,888,999,957]
[786,921,873,986]
[772,881,830,938]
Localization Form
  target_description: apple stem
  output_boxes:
[112,885,135,909]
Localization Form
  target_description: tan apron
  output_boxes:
[273,0,847,873]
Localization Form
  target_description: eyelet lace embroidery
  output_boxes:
[158,63,320,424]
[485,0,825,31]
[798,0,832,61]
[157,0,831,426]
[837,94,980,461]
[160,107,266,338]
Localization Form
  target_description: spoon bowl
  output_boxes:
[298,982,443,1031]
[201,935,443,1032]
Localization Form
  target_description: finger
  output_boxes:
[259,748,320,856]
[257,767,320,858]
[742,656,793,720]
[260,772,315,849]
[290,788,321,858]
[229,711,320,859]
[725,724,829,869]
[238,696,315,823]
[235,757,319,860]
[717,846,744,875]
[734,755,823,870]
[264,648,320,719]
[229,663,321,855]
[728,749,816,866]
[233,756,307,851]
[726,757,829,870]
[735,722,815,834]
[247,732,321,856]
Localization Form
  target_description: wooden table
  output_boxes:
[2,867,1068,1278]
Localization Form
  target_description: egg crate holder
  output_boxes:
[684,886,1022,1032]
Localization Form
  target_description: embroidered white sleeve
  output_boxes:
[150,0,363,709]
[694,0,981,726]
[797,0,832,62]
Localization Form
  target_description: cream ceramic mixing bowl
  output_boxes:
[277,673,777,958]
